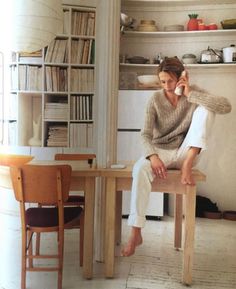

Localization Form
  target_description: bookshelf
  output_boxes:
[10,5,96,148]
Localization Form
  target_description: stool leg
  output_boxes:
[174,194,183,250]
[183,185,196,285]
[115,190,122,247]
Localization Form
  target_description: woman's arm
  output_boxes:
[187,87,232,114]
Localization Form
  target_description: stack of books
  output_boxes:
[44,102,68,120]
[47,125,68,147]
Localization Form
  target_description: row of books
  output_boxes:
[45,66,68,92]
[71,68,94,92]
[70,95,93,121]
[71,11,95,36]
[70,123,93,147]
[46,123,93,147]
[47,125,68,147]
[71,39,95,64]
[45,39,68,63]
[44,102,68,120]
[18,65,42,91]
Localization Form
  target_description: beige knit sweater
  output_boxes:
[141,86,232,157]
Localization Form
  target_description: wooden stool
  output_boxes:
[103,168,206,285]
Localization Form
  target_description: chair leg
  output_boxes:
[35,232,41,255]
[57,229,64,289]
[80,212,84,266]
[28,231,33,268]
[21,229,27,289]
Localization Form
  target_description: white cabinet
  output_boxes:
[10,5,96,149]
[117,90,164,217]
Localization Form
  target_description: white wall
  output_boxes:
[190,69,236,211]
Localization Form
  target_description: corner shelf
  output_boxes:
[122,29,236,38]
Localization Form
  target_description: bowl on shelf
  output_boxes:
[182,53,197,64]
[137,19,158,32]
[164,24,184,31]
[0,154,34,167]
[221,19,236,29]
[137,74,160,87]
[127,56,149,64]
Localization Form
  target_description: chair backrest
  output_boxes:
[55,153,96,167]
[10,164,72,204]
[55,153,96,161]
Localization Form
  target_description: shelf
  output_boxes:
[120,63,236,69]
[122,0,236,6]
[122,29,236,38]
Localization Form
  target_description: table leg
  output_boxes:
[105,177,116,278]
[174,194,183,249]
[182,185,196,285]
[83,177,95,279]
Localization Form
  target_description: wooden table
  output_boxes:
[0,161,100,280]
[101,166,206,285]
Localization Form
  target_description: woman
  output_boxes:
[122,57,231,257]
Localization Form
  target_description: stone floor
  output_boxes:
[0,215,235,289]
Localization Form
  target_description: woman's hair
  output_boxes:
[157,57,184,79]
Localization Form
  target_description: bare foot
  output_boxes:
[121,229,143,257]
[181,162,195,185]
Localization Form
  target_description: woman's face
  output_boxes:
[159,71,178,93]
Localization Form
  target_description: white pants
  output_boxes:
[128,106,215,228]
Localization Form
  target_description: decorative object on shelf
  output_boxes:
[164,25,184,32]
[153,53,164,64]
[137,19,158,32]
[222,44,236,63]
[120,13,135,32]
[0,154,34,166]
[200,46,223,63]
[182,53,197,64]
[221,18,236,29]
[137,75,161,89]
[28,115,42,146]
[187,14,199,31]
[209,23,218,30]
[127,56,149,64]
[11,0,63,53]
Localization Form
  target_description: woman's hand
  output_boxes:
[176,70,191,97]
[149,154,167,179]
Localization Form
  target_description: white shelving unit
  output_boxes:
[10,5,96,149]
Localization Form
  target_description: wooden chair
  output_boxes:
[10,164,84,289]
[54,153,96,206]
[35,154,95,262]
